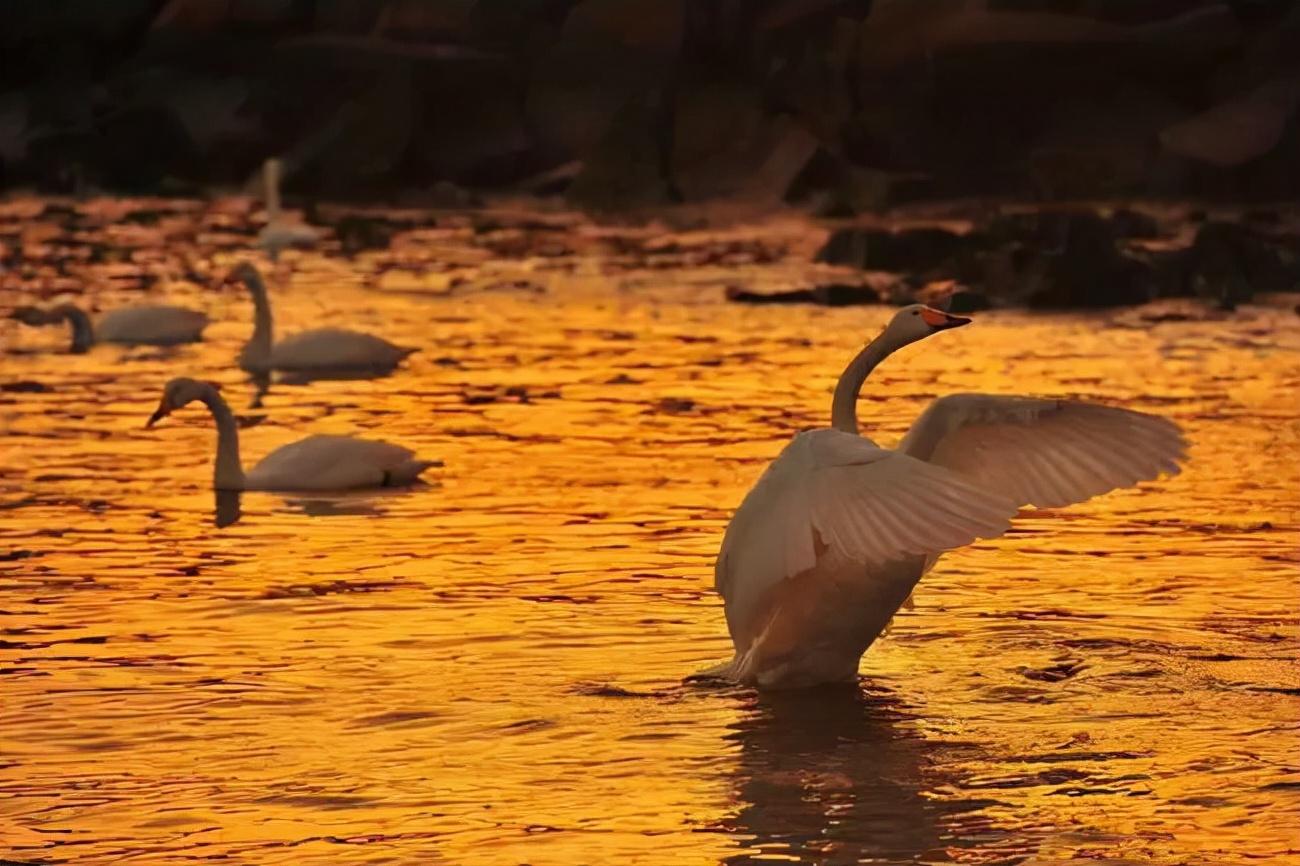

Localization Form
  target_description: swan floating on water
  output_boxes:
[255,158,321,260]
[231,262,416,376]
[710,304,1187,689]
[146,377,439,491]
[10,303,209,352]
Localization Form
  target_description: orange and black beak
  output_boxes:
[920,307,972,330]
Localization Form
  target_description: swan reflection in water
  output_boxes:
[721,685,1010,865]
[248,365,405,409]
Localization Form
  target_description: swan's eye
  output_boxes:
[911,311,919,316]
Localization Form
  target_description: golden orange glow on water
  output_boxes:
[1,199,1298,864]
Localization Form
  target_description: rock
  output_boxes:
[528,0,683,160]
[670,81,818,203]
[566,90,677,211]
[1160,77,1300,167]
[815,226,969,273]
[1178,221,1298,308]
[1109,207,1160,239]
[858,3,1238,70]
[981,210,1154,307]
[787,150,896,215]
[725,282,883,306]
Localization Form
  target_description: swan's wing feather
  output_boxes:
[96,305,209,343]
[716,428,1018,637]
[248,434,415,490]
[270,328,411,370]
[899,394,1186,508]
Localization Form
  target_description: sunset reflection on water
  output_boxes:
[1,199,1297,865]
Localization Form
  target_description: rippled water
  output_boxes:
[1,199,1298,865]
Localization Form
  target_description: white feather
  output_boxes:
[247,434,430,491]
[899,394,1186,508]
[96,305,209,345]
[267,328,414,372]
[716,428,1018,663]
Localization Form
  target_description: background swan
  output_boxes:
[255,158,321,260]
[146,377,438,491]
[10,303,208,353]
[711,304,1186,690]
[231,262,416,375]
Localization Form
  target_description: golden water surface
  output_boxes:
[1,199,1298,865]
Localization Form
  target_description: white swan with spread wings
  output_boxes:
[712,305,1186,689]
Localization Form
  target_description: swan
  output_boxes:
[231,262,416,375]
[146,377,439,491]
[255,158,321,260]
[710,304,1186,689]
[10,303,209,352]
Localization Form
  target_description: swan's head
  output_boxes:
[147,377,219,428]
[10,306,57,326]
[228,261,265,291]
[880,304,970,348]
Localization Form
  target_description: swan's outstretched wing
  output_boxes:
[270,328,414,370]
[248,434,420,490]
[716,428,1018,638]
[899,394,1186,508]
[97,305,209,344]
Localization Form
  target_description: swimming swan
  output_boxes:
[711,304,1187,689]
[10,303,208,352]
[146,377,438,491]
[255,157,321,260]
[231,262,416,375]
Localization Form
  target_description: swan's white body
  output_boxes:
[232,263,415,374]
[147,378,437,491]
[255,157,320,260]
[244,434,431,490]
[712,306,1186,689]
[12,303,208,352]
[95,306,210,345]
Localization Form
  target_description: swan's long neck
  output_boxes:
[241,272,274,368]
[264,158,282,221]
[197,387,246,490]
[830,333,899,435]
[53,304,94,353]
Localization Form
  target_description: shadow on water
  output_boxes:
[249,367,401,408]
[723,684,1012,865]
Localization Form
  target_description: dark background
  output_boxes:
[3,0,1299,211]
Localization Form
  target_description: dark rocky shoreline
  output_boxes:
[3,1,1300,212]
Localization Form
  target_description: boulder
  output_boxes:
[1176,221,1298,307]
[815,226,969,273]
[670,80,818,203]
[980,210,1154,307]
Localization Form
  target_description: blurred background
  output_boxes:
[3,0,1299,208]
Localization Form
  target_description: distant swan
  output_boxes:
[231,262,416,375]
[710,304,1186,689]
[146,377,438,491]
[255,158,321,260]
[10,303,208,353]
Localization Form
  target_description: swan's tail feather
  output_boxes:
[384,459,442,486]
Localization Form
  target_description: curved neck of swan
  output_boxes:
[196,387,246,490]
[53,304,94,353]
[830,334,899,434]
[241,272,274,367]
[264,159,282,221]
